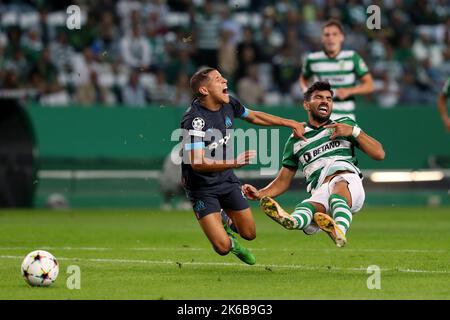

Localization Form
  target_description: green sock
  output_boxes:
[291,202,316,229]
[329,194,352,234]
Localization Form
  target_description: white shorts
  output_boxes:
[302,173,365,214]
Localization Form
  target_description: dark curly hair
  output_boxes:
[304,81,334,101]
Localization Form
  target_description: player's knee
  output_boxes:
[213,240,232,255]
[240,229,256,241]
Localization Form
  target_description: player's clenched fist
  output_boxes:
[242,184,261,200]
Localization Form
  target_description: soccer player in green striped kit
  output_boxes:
[242,81,385,247]
[299,20,374,120]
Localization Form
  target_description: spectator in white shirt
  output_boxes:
[120,23,152,71]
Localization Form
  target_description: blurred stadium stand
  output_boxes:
[0,0,449,208]
[0,0,449,106]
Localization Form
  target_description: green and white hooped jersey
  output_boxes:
[302,50,370,120]
[282,117,361,193]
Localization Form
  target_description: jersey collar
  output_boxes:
[323,49,343,59]
[307,119,333,130]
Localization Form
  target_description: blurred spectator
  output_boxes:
[148,68,173,105]
[171,72,192,106]
[193,0,221,68]
[30,47,60,95]
[235,45,257,83]
[37,7,55,45]
[254,21,282,64]
[120,23,152,70]
[121,70,147,107]
[67,12,99,51]
[2,69,20,89]
[373,71,400,108]
[394,34,415,64]
[71,48,102,86]
[4,27,22,58]
[30,48,70,106]
[235,27,260,81]
[219,4,241,46]
[237,64,264,105]
[116,1,143,34]
[218,28,238,86]
[50,30,75,72]
[21,29,43,65]
[4,50,29,83]
[91,12,120,63]
[75,70,114,106]
[345,24,368,53]
[272,43,301,97]
[343,0,366,27]
[399,70,430,105]
[143,0,169,36]
[412,32,444,68]
[409,0,439,25]
[165,47,196,85]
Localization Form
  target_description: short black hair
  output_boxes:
[190,67,216,97]
[304,81,334,101]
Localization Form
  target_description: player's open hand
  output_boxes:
[235,150,257,168]
[291,121,307,141]
[242,184,261,200]
[323,123,353,139]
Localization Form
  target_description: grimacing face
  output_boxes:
[322,25,344,54]
[304,90,333,122]
[199,70,230,104]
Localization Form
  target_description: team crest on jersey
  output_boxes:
[359,59,368,72]
[192,117,205,130]
[225,116,232,128]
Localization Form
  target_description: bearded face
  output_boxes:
[304,90,333,123]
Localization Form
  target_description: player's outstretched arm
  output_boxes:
[242,166,297,200]
[324,123,385,161]
[189,149,256,172]
[244,109,307,141]
[437,93,450,131]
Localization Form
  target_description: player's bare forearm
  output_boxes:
[258,167,296,198]
[356,131,385,161]
[245,110,297,127]
[350,74,374,96]
[245,110,307,140]
[190,150,256,172]
[337,74,374,100]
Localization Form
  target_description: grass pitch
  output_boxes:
[0,207,449,300]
